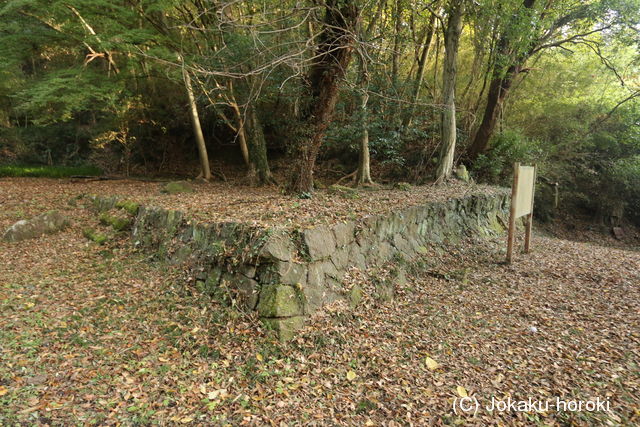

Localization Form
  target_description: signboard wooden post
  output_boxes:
[507,163,537,263]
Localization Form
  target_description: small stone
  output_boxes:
[455,164,470,182]
[90,195,118,212]
[349,284,363,308]
[3,211,71,242]
[612,227,624,240]
[25,374,47,386]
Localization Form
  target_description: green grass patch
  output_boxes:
[0,164,102,178]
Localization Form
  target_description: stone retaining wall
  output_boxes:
[91,190,510,339]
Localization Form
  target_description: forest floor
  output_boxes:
[1,178,639,425]
[0,177,502,229]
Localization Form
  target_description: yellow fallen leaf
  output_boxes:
[0,386,7,396]
[456,386,468,397]
[256,353,263,362]
[346,370,357,381]
[180,416,194,423]
[425,357,439,370]
[207,389,228,400]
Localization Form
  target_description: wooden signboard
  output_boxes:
[507,163,537,263]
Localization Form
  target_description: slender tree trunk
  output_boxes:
[436,2,463,183]
[288,0,358,193]
[391,0,403,90]
[182,67,211,181]
[402,12,437,128]
[245,104,275,186]
[356,90,373,185]
[352,0,383,186]
[229,103,250,166]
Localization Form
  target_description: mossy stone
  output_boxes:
[394,182,412,191]
[328,185,360,199]
[2,211,70,242]
[455,164,470,182]
[349,284,363,308]
[99,213,131,231]
[83,228,108,245]
[115,200,140,215]
[261,316,306,342]
[257,284,305,318]
[162,181,194,194]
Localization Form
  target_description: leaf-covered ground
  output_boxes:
[0,177,502,229]
[1,178,639,425]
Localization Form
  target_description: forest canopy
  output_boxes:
[1,0,639,223]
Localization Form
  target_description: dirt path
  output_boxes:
[1,179,638,425]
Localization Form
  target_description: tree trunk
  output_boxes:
[466,0,536,160]
[288,1,358,193]
[245,104,275,186]
[391,0,403,90]
[356,90,373,185]
[182,67,211,181]
[402,12,436,128]
[466,68,516,160]
[436,2,463,183]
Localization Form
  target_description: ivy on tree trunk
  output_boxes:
[288,0,359,194]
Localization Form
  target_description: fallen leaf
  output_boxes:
[425,357,440,370]
[207,389,228,400]
[346,370,357,381]
[456,386,468,397]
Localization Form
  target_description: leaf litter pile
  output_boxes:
[1,178,639,425]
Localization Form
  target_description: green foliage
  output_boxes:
[14,68,122,125]
[0,164,102,177]
[472,130,543,184]
[611,156,640,222]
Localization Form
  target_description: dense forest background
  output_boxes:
[1,0,639,224]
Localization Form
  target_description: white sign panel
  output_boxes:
[514,166,535,218]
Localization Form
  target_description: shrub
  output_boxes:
[472,130,543,185]
[611,155,640,224]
